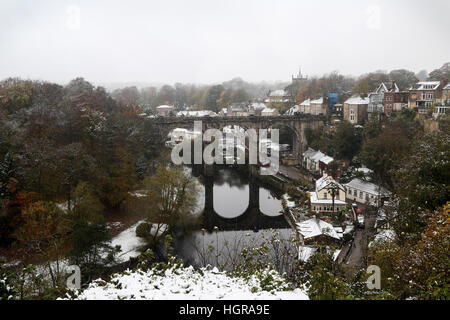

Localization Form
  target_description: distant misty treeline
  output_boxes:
[108,62,449,112]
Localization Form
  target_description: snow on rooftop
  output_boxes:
[410,81,441,91]
[156,105,174,109]
[300,99,311,106]
[315,175,342,191]
[320,155,334,165]
[344,178,390,196]
[285,105,300,115]
[251,102,267,110]
[68,265,309,300]
[310,97,323,104]
[296,218,342,240]
[269,89,287,97]
[344,95,369,105]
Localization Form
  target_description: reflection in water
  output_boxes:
[259,188,283,216]
[213,183,249,218]
[176,228,296,272]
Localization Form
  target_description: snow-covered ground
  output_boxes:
[68,266,309,300]
[111,221,168,263]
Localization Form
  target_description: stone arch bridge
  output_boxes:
[147,115,325,158]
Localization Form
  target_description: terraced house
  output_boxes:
[408,80,447,113]
[383,81,409,117]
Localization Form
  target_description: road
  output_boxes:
[344,212,377,268]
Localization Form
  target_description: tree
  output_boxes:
[370,205,450,299]
[416,70,428,81]
[391,129,450,241]
[156,85,176,106]
[427,62,450,82]
[361,119,412,187]
[298,249,350,300]
[388,69,418,90]
[13,201,69,287]
[333,122,362,161]
[131,165,199,246]
[205,85,224,112]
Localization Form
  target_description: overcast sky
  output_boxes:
[1,0,449,86]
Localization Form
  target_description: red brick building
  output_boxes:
[383,81,409,117]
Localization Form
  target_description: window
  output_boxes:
[422,93,426,100]
[360,191,363,199]
[387,104,392,109]
[348,188,351,194]
[354,190,357,197]
[324,192,327,199]
[366,194,369,201]
[350,115,355,121]
[428,93,433,100]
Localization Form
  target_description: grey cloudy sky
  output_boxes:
[1,0,449,85]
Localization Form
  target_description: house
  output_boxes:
[308,174,347,214]
[344,178,390,206]
[296,218,342,245]
[299,99,311,114]
[331,103,343,118]
[265,89,292,105]
[343,95,369,125]
[156,105,175,117]
[368,83,388,117]
[177,110,217,117]
[261,107,279,116]
[302,148,325,173]
[441,83,450,105]
[285,104,300,116]
[225,103,252,117]
[383,81,409,117]
[408,81,446,112]
[310,97,328,116]
[250,102,267,116]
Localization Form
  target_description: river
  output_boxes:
[173,167,296,271]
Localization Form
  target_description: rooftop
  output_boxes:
[410,81,441,91]
[344,95,370,105]
[296,218,342,240]
[344,178,390,196]
[300,99,311,106]
[269,89,288,97]
[310,97,323,104]
[315,175,345,192]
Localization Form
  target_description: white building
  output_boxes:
[344,178,390,206]
[308,174,347,214]
[261,107,279,116]
[156,105,175,117]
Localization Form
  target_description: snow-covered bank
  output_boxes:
[68,266,309,300]
[111,221,168,263]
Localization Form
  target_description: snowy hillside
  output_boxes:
[68,265,309,300]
